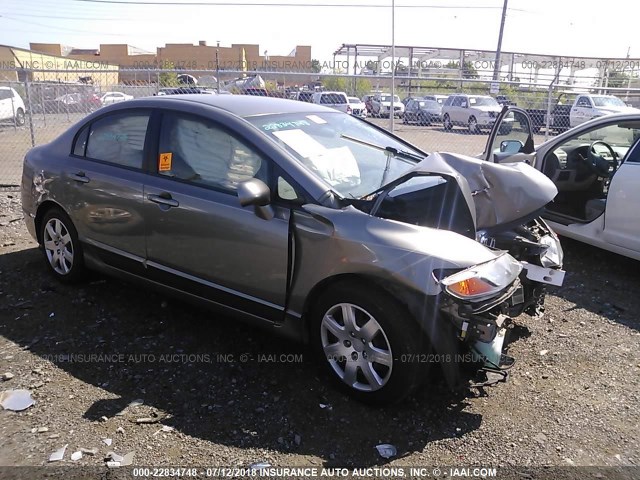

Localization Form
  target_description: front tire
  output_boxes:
[40,208,86,283]
[310,281,430,405]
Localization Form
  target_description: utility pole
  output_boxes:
[492,0,508,81]
[216,40,221,93]
[390,0,395,132]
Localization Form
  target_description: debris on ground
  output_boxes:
[48,444,68,462]
[375,444,397,459]
[248,461,271,471]
[71,451,82,461]
[0,389,35,411]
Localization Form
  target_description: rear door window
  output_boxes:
[85,111,150,169]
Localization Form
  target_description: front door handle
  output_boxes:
[70,172,90,183]
[147,193,179,208]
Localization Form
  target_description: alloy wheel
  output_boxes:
[43,218,74,275]
[320,303,393,392]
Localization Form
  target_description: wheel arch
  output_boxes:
[34,200,70,244]
[300,272,434,343]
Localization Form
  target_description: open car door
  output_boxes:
[483,106,536,164]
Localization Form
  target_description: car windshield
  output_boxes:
[247,112,423,198]
[420,100,440,109]
[593,96,626,107]
[469,96,499,107]
[381,95,400,103]
[348,98,361,104]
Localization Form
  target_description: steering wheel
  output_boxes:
[588,140,618,177]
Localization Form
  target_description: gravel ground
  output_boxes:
[1,186,639,473]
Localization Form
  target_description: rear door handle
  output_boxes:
[70,172,90,183]
[147,193,179,208]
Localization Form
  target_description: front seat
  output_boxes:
[542,153,560,181]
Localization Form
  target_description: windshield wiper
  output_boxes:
[340,134,425,163]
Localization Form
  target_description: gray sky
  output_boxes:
[0,0,638,63]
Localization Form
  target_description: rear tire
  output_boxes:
[468,116,479,134]
[39,208,86,283]
[14,108,25,127]
[310,281,430,405]
[443,114,452,131]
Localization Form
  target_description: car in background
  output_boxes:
[295,91,314,103]
[442,94,507,134]
[22,95,563,404]
[362,94,376,114]
[54,92,101,113]
[422,94,449,106]
[371,94,404,118]
[311,91,350,113]
[100,92,134,106]
[484,107,640,261]
[495,95,517,106]
[569,94,639,128]
[0,86,26,126]
[401,95,422,106]
[402,99,442,125]
[347,96,367,118]
[157,87,216,96]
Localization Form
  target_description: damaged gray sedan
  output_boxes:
[21,95,565,404]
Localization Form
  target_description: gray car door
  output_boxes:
[63,109,151,263]
[142,110,290,321]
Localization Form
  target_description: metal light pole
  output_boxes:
[492,0,508,81]
[390,0,395,132]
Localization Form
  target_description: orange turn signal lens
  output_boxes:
[447,278,493,298]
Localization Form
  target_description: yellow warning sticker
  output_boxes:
[159,152,172,172]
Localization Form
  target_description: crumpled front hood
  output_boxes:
[433,152,558,229]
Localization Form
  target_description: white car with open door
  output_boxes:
[483,107,640,261]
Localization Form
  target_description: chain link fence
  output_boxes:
[2,67,640,186]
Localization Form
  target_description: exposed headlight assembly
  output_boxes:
[539,234,563,268]
[440,253,523,302]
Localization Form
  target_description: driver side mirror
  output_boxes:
[500,139,524,153]
[237,179,274,220]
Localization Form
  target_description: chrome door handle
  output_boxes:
[147,193,179,208]
[70,172,90,183]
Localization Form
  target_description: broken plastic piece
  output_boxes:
[71,451,82,461]
[136,417,158,424]
[49,444,68,462]
[106,452,124,463]
[128,399,144,407]
[249,462,271,471]
[0,389,35,411]
[103,438,113,446]
[319,403,333,411]
[121,452,134,467]
[375,444,397,459]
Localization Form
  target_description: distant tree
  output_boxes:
[444,61,479,79]
[607,70,630,88]
[159,63,179,87]
[310,59,322,73]
[322,76,348,91]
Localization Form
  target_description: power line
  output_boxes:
[71,0,511,8]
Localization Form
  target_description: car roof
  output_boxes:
[109,94,335,117]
